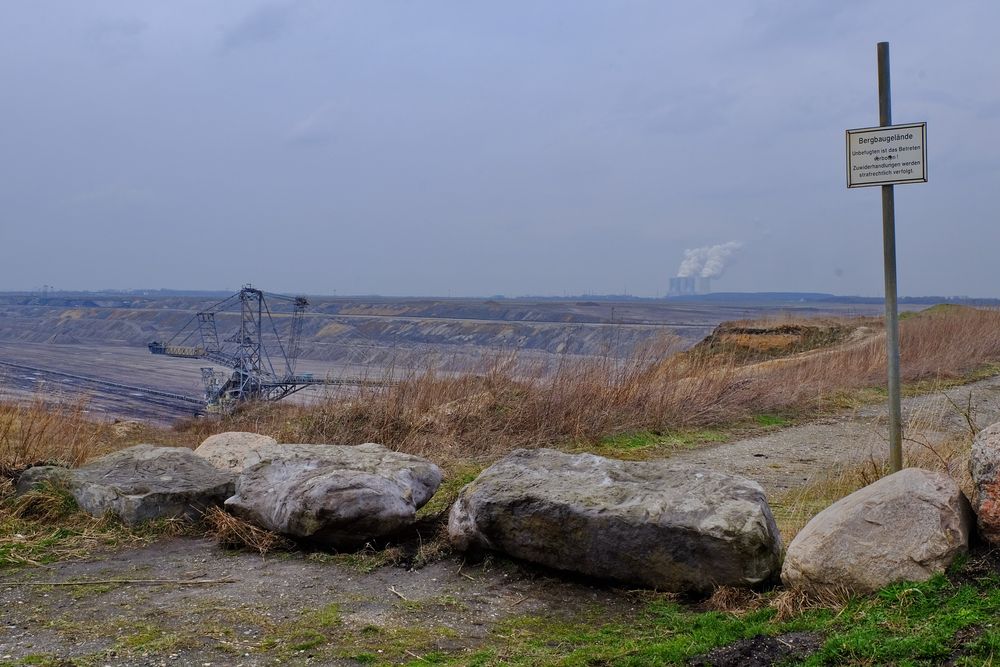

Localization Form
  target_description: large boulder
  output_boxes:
[194,432,279,472]
[224,443,443,548]
[447,448,783,592]
[971,422,1000,544]
[782,468,972,595]
[16,445,235,525]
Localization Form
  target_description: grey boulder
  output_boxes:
[17,445,235,525]
[225,443,443,547]
[193,431,279,472]
[15,466,73,494]
[782,468,972,595]
[971,422,1000,544]
[448,448,783,592]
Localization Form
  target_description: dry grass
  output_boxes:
[203,506,294,555]
[0,480,194,568]
[768,585,854,622]
[704,583,853,621]
[0,397,109,473]
[705,585,767,615]
[172,306,1000,471]
[0,395,194,478]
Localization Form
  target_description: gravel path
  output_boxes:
[669,374,1000,495]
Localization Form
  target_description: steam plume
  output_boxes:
[677,241,742,278]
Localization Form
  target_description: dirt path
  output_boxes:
[669,374,1000,496]
[0,538,644,666]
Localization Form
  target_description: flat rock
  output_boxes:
[971,422,1000,544]
[225,443,443,547]
[447,448,783,592]
[194,432,279,472]
[782,468,972,595]
[17,445,235,525]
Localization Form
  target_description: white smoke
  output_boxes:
[676,241,742,278]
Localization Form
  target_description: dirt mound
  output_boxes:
[689,631,824,666]
[690,320,865,363]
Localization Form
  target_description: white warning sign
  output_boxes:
[846,122,927,188]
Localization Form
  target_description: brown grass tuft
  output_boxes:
[203,506,295,555]
[7,480,78,523]
[769,585,853,621]
[705,586,766,615]
[0,397,108,470]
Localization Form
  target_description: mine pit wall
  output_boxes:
[0,297,710,371]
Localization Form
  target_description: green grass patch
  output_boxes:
[414,566,1000,666]
[252,603,454,663]
[754,413,791,428]
[2,657,62,667]
[115,622,191,653]
[417,464,482,519]
[258,602,343,654]
[307,545,406,573]
[586,428,731,459]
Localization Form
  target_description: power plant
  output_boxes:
[668,276,711,296]
[667,241,741,297]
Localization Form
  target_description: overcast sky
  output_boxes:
[1,1,998,297]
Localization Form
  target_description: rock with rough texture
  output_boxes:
[17,445,235,525]
[782,468,972,594]
[447,448,783,592]
[971,422,1000,544]
[193,432,279,472]
[225,443,443,547]
[15,466,73,494]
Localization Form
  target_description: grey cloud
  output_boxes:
[221,1,300,52]
[2,2,999,297]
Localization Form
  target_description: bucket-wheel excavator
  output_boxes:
[148,285,324,411]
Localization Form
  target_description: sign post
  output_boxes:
[878,42,903,474]
[845,42,927,473]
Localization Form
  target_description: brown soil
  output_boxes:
[688,631,824,666]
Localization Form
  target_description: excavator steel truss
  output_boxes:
[149,285,322,411]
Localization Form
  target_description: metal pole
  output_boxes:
[878,41,903,472]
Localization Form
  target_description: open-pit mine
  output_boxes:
[0,292,894,424]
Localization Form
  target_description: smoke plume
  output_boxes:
[677,241,742,278]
